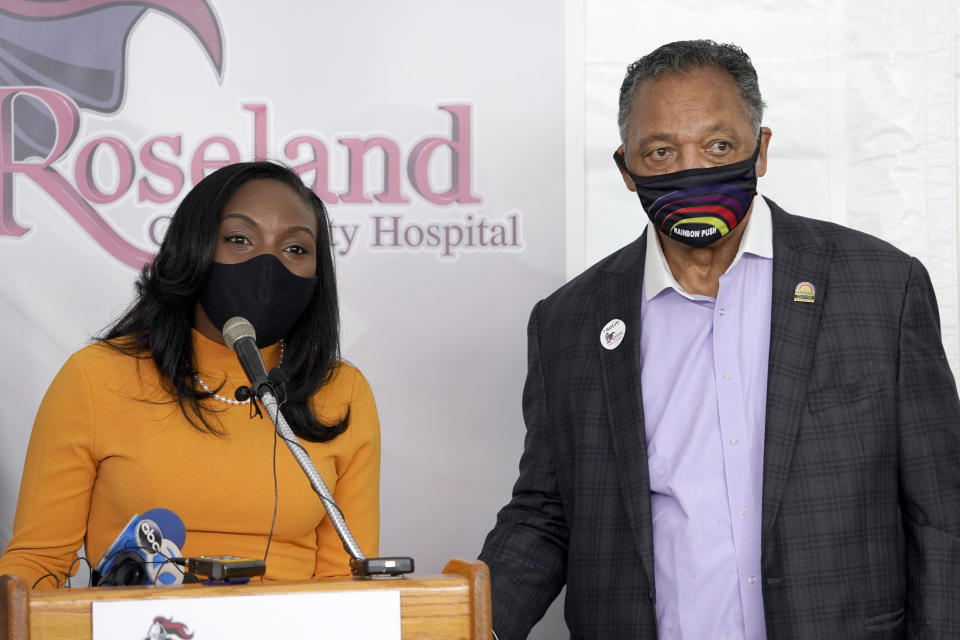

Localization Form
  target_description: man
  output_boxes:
[479,40,960,639]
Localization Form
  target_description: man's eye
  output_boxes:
[711,141,730,152]
[651,148,669,158]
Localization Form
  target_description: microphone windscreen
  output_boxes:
[222,316,256,350]
[96,514,140,573]
[142,507,187,549]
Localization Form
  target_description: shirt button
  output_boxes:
[748,576,757,584]
[722,373,731,381]
[718,308,726,316]
[730,437,739,445]
[738,506,747,516]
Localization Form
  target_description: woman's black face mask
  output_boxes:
[200,253,317,347]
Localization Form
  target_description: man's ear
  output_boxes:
[615,144,637,192]
[756,127,772,178]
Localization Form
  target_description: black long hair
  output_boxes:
[100,161,348,442]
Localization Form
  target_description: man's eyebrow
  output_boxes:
[636,132,679,147]
[636,124,740,147]
[700,123,738,135]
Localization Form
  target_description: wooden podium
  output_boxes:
[1,558,490,640]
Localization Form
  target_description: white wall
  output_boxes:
[533,1,959,637]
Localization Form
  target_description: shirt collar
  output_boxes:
[643,193,773,301]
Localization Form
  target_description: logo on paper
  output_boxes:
[144,616,195,640]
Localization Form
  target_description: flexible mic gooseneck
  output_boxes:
[220,317,368,563]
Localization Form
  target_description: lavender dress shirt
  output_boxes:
[639,196,773,639]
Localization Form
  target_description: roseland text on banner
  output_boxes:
[0,91,525,266]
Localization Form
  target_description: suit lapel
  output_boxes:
[595,234,656,592]
[762,205,834,543]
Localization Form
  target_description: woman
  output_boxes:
[0,162,379,588]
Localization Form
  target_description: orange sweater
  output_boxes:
[0,331,379,589]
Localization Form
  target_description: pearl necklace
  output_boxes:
[195,341,285,406]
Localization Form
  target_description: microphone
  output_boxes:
[94,508,186,586]
[222,316,270,396]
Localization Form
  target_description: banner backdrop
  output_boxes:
[0,0,565,598]
[5,2,960,638]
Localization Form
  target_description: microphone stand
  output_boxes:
[222,316,412,577]
[258,386,365,560]
[257,382,413,578]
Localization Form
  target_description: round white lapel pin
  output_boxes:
[600,318,626,350]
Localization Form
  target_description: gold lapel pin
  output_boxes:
[793,281,816,303]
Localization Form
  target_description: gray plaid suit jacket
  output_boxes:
[479,199,960,639]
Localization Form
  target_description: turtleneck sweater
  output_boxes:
[0,330,379,589]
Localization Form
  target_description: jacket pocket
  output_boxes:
[863,606,905,631]
[806,374,888,413]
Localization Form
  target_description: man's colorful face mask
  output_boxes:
[614,137,761,248]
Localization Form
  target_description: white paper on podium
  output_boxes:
[91,589,401,640]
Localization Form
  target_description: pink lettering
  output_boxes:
[190,136,241,184]
[138,135,184,204]
[0,87,153,268]
[338,136,410,204]
[242,103,268,161]
[73,136,135,205]
[283,135,337,204]
[1,93,490,268]
[407,105,482,206]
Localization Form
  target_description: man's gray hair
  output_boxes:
[617,40,766,144]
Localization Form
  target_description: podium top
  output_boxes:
[1,558,491,640]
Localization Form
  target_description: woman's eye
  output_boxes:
[225,234,249,245]
[285,245,309,255]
